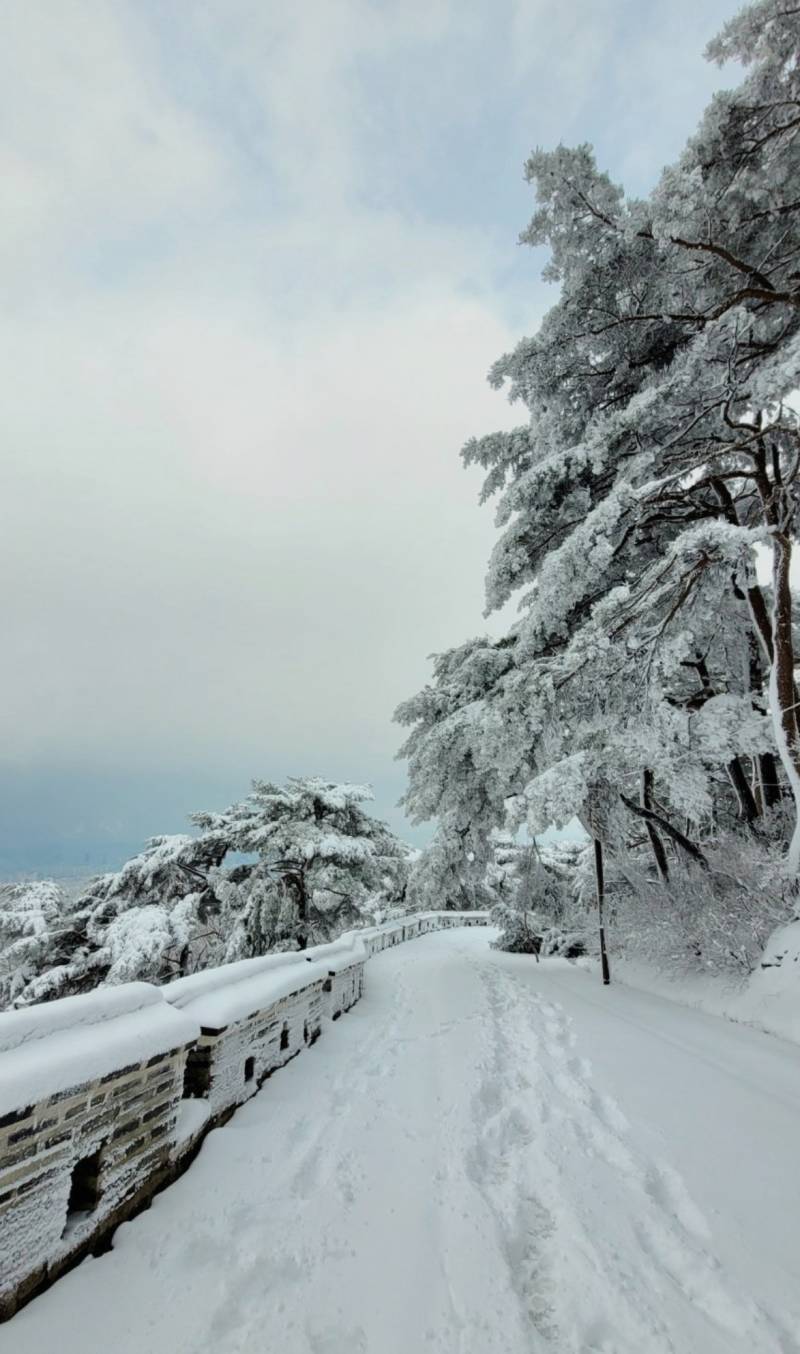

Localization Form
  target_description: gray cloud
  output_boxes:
[0,0,736,871]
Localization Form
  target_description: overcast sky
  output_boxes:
[1,0,739,872]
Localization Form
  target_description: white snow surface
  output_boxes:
[163,937,366,1031]
[164,950,311,1006]
[604,917,800,1046]
[172,1097,212,1150]
[0,981,162,1052]
[0,984,198,1115]
[4,927,799,1354]
[740,918,800,1042]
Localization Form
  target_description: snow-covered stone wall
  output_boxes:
[357,909,491,957]
[164,936,367,1116]
[0,911,490,1319]
[0,985,198,1318]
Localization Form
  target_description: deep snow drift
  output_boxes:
[3,928,799,1354]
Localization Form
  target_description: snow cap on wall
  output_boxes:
[0,982,199,1116]
[163,935,367,1032]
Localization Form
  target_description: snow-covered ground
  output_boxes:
[603,917,800,1045]
[3,928,799,1354]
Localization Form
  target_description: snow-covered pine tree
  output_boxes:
[398,0,800,974]
[6,835,221,1005]
[3,780,410,1005]
[0,880,74,1006]
[190,777,410,951]
[405,817,496,914]
[395,637,529,913]
[459,0,800,872]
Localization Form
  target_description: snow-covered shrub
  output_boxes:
[491,844,589,955]
[540,928,588,959]
[490,903,545,954]
[608,833,795,976]
[490,909,589,960]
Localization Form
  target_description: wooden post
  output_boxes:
[594,837,611,985]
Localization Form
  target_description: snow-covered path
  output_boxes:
[4,929,800,1354]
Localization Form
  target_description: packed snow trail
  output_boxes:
[4,930,800,1354]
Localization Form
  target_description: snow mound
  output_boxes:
[733,919,800,1044]
[172,1098,212,1151]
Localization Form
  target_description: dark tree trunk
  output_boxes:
[286,869,309,949]
[726,756,761,826]
[594,838,611,986]
[749,442,800,868]
[619,794,710,870]
[758,751,782,811]
[746,633,783,812]
[713,476,774,661]
[716,475,796,828]
[642,769,669,881]
[770,529,800,870]
[684,653,761,826]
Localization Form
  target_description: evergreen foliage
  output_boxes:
[2,779,409,1007]
[397,0,800,966]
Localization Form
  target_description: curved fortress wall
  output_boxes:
[0,912,490,1319]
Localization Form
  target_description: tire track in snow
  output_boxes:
[465,956,796,1354]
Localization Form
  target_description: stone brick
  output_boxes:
[0,1157,47,1191]
[153,1074,177,1096]
[48,1082,91,1105]
[111,1117,141,1142]
[43,1130,71,1150]
[16,1168,58,1197]
[138,1072,177,1102]
[0,1106,33,1131]
[0,1141,37,1170]
[108,1077,146,1110]
[7,1124,36,1145]
[136,1144,170,1174]
[145,1051,169,1068]
[77,1113,115,1143]
[100,1062,142,1085]
[109,1074,145,1099]
[141,1100,171,1125]
[121,1136,147,1160]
